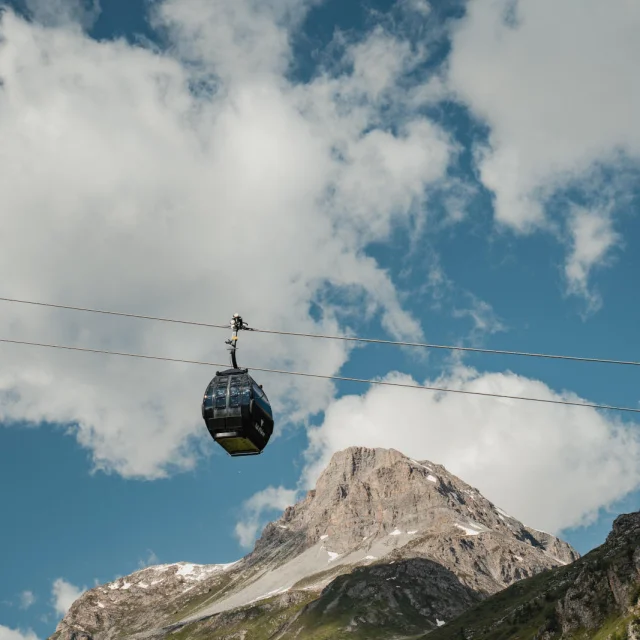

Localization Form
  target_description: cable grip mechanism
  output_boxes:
[226,313,252,368]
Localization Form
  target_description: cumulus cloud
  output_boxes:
[0,626,39,640]
[302,366,640,535]
[0,2,452,478]
[154,0,319,80]
[448,0,640,229]
[404,0,431,16]
[564,206,620,313]
[235,485,298,548]
[18,591,35,610]
[51,578,86,617]
[23,0,101,29]
[446,0,640,309]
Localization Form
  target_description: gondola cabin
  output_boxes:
[202,368,274,456]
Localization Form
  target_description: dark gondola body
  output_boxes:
[201,368,274,456]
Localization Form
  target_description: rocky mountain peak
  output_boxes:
[50,447,582,640]
[316,446,408,484]
[255,446,577,566]
[609,510,640,542]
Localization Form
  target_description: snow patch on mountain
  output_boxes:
[455,522,486,536]
[176,564,195,576]
[53,447,579,639]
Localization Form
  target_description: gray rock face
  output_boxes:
[425,510,640,640]
[284,557,484,637]
[293,448,555,558]
[50,561,242,640]
[50,446,579,640]
[554,511,640,636]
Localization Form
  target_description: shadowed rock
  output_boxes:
[50,447,580,640]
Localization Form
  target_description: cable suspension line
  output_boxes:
[0,296,638,367]
[0,296,229,330]
[1,337,638,414]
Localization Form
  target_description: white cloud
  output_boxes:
[453,294,506,339]
[302,366,640,535]
[565,206,620,313]
[0,626,39,640]
[438,179,479,227]
[138,549,160,569]
[447,0,640,250]
[154,0,319,80]
[404,0,431,17]
[52,578,86,617]
[235,485,299,548]
[0,3,452,478]
[18,592,35,610]
[23,0,101,29]
[346,27,415,100]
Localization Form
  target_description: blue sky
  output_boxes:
[0,0,639,637]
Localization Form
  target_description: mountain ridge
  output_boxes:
[49,446,580,640]
[423,510,640,639]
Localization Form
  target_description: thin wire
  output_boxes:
[0,296,638,367]
[0,297,230,330]
[1,337,639,414]
[250,328,640,367]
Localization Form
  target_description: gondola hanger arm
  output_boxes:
[226,313,252,369]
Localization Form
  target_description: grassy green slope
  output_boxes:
[423,513,640,640]
[162,591,317,640]
[160,558,480,640]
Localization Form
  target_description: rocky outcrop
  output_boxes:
[50,562,242,640]
[554,512,640,637]
[426,510,640,640]
[50,446,580,640]
[248,447,577,591]
[282,558,483,637]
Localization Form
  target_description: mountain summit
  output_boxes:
[51,447,578,639]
